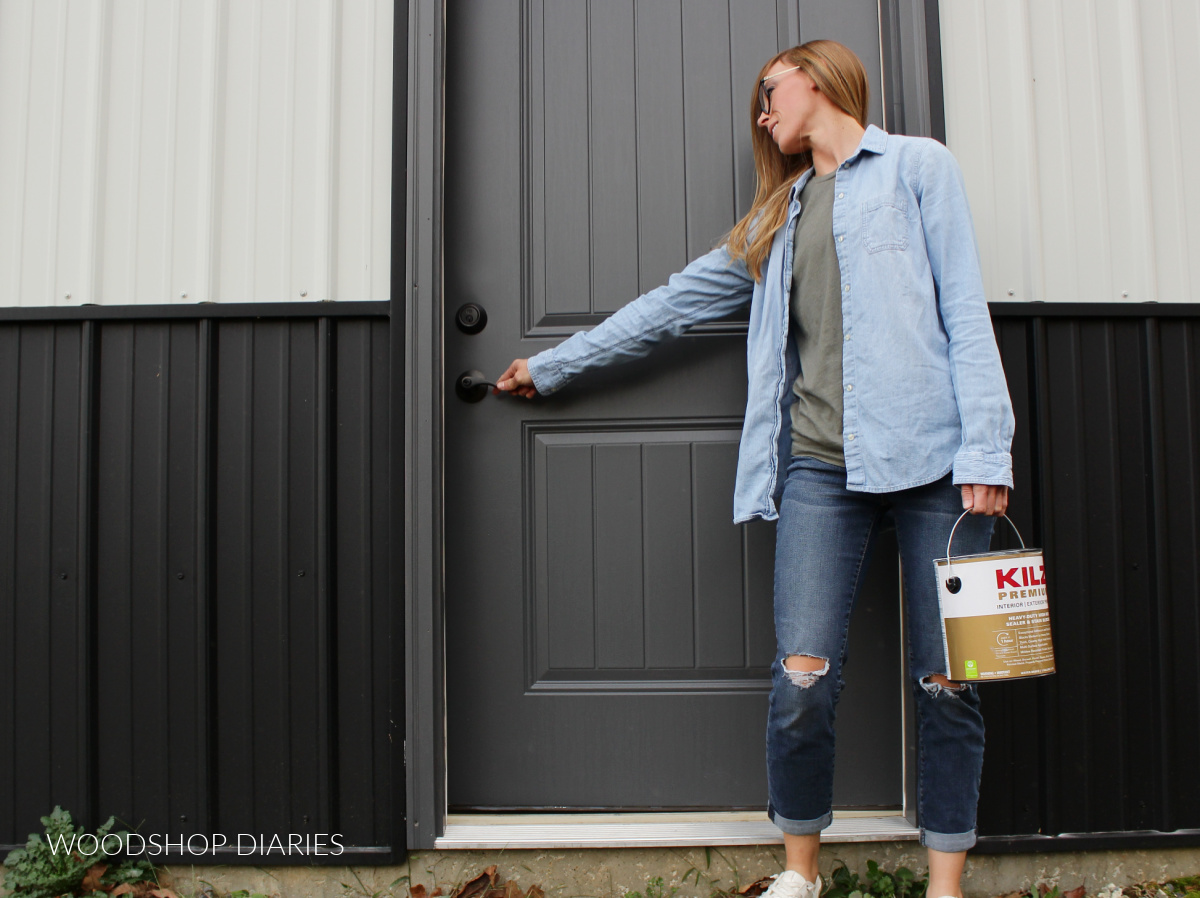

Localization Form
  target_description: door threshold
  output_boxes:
[436,811,918,848]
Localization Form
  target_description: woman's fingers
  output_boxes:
[994,486,1009,515]
[961,484,1009,516]
[494,358,537,397]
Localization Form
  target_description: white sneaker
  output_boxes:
[762,870,822,898]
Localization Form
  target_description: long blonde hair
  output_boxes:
[726,40,869,281]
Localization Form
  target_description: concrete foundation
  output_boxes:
[159,845,1200,898]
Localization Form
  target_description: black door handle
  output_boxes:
[455,369,496,403]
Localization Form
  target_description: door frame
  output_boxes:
[399,0,946,851]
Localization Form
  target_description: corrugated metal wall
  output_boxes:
[0,0,393,308]
[4,304,1196,853]
[940,0,1200,305]
[0,305,403,861]
[979,306,1200,845]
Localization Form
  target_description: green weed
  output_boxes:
[1,806,164,898]
[822,860,927,898]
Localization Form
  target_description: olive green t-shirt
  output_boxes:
[789,169,845,466]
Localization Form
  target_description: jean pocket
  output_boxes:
[861,194,909,253]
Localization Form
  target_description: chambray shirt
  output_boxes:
[527,125,1015,524]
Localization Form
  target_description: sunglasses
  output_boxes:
[758,65,802,114]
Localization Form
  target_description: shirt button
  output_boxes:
[845,384,853,392]
[837,235,844,242]
[838,193,844,199]
[847,433,856,441]
[843,285,850,292]
[844,333,851,341]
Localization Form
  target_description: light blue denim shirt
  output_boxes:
[528,125,1015,524]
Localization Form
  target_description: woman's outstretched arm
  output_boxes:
[494,244,755,397]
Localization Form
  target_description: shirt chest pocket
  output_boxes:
[861,194,910,253]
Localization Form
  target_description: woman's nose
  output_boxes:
[757,110,770,128]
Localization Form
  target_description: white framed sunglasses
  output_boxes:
[758,65,801,114]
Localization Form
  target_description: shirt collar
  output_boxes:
[789,125,889,199]
[857,123,888,156]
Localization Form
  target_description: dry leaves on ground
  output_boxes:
[78,862,178,898]
[736,876,778,898]
[412,865,546,898]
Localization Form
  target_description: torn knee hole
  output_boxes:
[921,673,967,696]
[783,654,829,688]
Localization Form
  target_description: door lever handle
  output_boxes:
[455,369,496,403]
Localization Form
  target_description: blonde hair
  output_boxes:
[726,40,869,281]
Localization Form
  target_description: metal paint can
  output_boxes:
[932,512,1056,682]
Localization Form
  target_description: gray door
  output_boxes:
[444,0,901,811]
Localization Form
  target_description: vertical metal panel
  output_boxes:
[0,311,398,860]
[1155,319,1200,829]
[92,320,206,831]
[0,0,393,307]
[331,317,395,845]
[1,323,89,838]
[940,0,1200,304]
[212,318,326,832]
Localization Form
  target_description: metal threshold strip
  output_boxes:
[437,811,919,849]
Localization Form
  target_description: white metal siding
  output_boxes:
[0,0,393,307]
[940,0,1200,304]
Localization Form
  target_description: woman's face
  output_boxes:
[756,61,819,155]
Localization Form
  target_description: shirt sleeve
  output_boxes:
[916,141,1016,489]
[527,245,755,395]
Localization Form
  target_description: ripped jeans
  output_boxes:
[766,456,995,852]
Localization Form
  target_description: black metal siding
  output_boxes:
[3,304,1199,855]
[979,308,1200,849]
[0,307,400,863]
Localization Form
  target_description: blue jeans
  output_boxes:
[766,457,995,852]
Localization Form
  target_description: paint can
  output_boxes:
[932,511,1055,682]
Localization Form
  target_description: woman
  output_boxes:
[495,40,1012,898]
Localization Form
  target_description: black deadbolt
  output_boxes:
[455,303,488,334]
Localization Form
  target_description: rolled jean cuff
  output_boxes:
[769,807,832,836]
[920,827,976,852]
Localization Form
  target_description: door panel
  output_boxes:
[444,0,901,811]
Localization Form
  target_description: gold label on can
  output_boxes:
[934,550,1055,681]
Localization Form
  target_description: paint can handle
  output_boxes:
[943,510,1025,594]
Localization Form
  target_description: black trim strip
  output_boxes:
[196,318,216,835]
[316,317,338,833]
[0,302,390,322]
[975,829,1200,854]
[988,302,1200,317]
[3,301,1193,324]
[77,319,98,830]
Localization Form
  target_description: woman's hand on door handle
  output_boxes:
[495,358,539,398]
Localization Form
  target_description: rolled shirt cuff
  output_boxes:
[951,450,1014,490]
[527,349,567,395]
